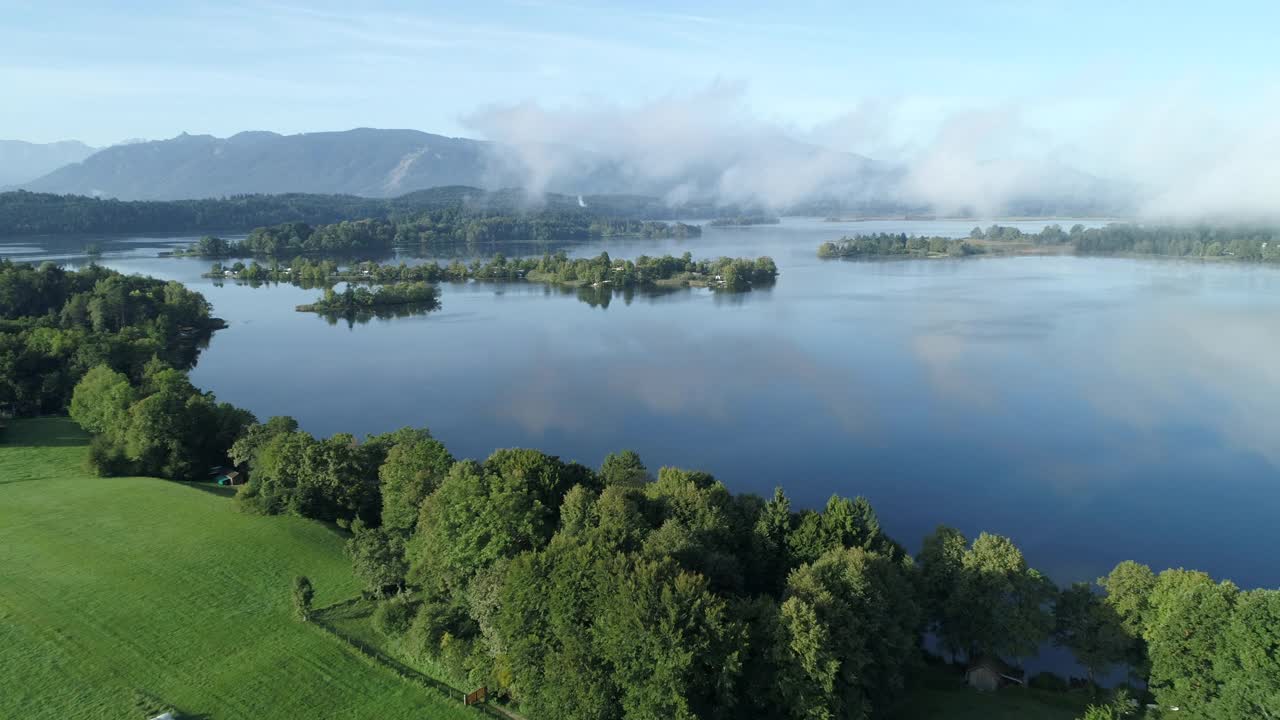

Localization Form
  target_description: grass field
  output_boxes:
[0,417,474,720]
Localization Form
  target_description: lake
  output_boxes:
[12,218,1280,590]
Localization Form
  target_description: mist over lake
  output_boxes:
[13,217,1279,589]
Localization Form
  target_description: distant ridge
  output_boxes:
[21,129,505,201]
[0,139,97,187]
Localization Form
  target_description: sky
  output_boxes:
[2,0,1275,146]
[3,1,1278,216]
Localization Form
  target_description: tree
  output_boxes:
[408,456,559,595]
[917,525,969,659]
[1143,570,1238,714]
[600,449,649,488]
[228,415,298,467]
[1209,589,1280,719]
[1054,583,1131,686]
[69,365,135,436]
[1098,561,1157,637]
[775,546,921,720]
[954,532,1054,661]
[378,433,454,534]
[347,524,408,596]
[292,575,314,621]
[594,557,744,720]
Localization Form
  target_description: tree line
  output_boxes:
[820,224,1280,263]
[211,410,1279,720]
[0,187,710,237]
[818,234,984,258]
[707,216,781,227]
[210,252,779,294]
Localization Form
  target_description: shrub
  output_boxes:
[372,593,418,637]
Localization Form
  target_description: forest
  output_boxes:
[0,187,711,237]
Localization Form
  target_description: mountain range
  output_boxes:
[7,128,1130,216]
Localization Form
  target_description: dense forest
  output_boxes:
[0,187,709,237]
[210,252,778,293]
[0,260,224,416]
[180,214,701,257]
[0,190,390,236]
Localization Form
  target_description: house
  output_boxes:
[965,656,1025,692]
[215,471,243,486]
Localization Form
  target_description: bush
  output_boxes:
[372,593,418,637]
[86,433,132,476]
[1029,671,1070,692]
[292,575,314,621]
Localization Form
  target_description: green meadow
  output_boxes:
[0,417,472,720]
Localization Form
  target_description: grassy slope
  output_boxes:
[0,418,472,720]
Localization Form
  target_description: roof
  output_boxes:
[967,656,1025,685]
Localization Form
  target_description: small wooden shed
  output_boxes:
[965,656,1024,692]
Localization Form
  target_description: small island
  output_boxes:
[295,282,439,315]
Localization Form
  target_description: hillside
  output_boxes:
[0,140,97,187]
[0,418,472,720]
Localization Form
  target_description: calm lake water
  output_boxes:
[12,218,1280,590]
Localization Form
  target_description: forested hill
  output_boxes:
[0,187,711,236]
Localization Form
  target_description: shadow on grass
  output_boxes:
[0,417,90,448]
[180,482,239,499]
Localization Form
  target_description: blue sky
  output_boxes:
[2,0,1276,149]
